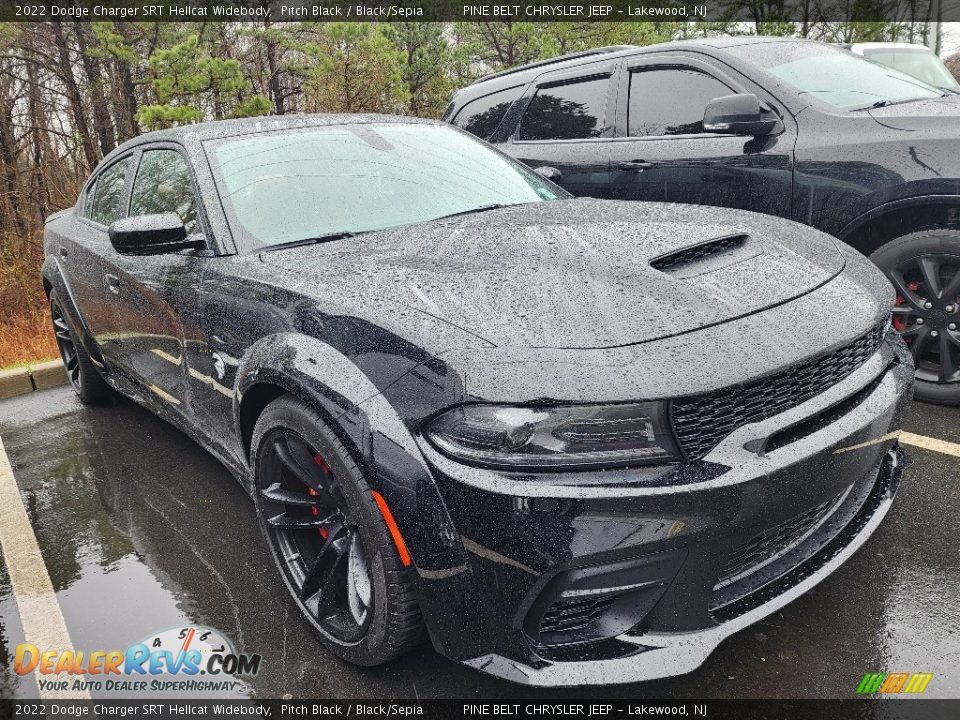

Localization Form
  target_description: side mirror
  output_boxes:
[703,94,777,137]
[108,213,201,256]
[533,165,563,181]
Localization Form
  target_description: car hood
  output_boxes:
[867,95,960,130]
[261,199,843,350]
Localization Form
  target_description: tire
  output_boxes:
[251,395,423,665]
[49,290,111,405]
[870,228,960,406]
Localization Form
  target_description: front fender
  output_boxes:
[233,333,475,656]
[41,255,106,367]
[232,333,464,569]
[356,385,479,658]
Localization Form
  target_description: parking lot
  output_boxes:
[0,386,958,699]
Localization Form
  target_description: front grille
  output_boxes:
[539,595,616,635]
[716,491,844,585]
[671,325,885,459]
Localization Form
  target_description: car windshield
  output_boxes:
[208,123,564,248]
[861,47,960,91]
[730,41,944,110]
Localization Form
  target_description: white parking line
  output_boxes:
[900,431,960,458]
[0,436,90,700]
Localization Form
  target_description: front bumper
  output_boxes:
[461,444,905,685]
[414,335,913,686]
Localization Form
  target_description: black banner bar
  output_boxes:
[4,0,960,23]
[4,700,960,720]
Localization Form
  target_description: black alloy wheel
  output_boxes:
[888,252,960,383]
[258,429,373,642]
[51,300,82,393]
[251,396,423,665]
[872,230,960,405]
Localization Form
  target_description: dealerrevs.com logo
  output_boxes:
[856,672,934,695]
[14,626,261,694]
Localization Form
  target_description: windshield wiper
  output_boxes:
[428,203,509,223]
[851,96,933,111]
[262,231,357,252]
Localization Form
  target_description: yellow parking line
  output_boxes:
[0,436,90,699]
[148,384,181,406]
[834,430,901,455]
[188,367,235,399]
[150,348,182,366]
[900,431,960,458]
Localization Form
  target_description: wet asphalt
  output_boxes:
[0,387,957,700]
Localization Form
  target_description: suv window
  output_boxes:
[518,76,609,141]
[628,68,733,137]
[453,85,524,139]
[86,157,131,226]
[129,149,198,234]
[82,178,97,216]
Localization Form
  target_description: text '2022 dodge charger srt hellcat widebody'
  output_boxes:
[43,115,912,686]
[445,37,960,405]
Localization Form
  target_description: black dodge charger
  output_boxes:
[43,115,912,686]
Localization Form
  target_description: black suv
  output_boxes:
[444,37,960,404]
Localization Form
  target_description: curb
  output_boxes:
[0,360,68,400]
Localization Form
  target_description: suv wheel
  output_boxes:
[871,229,960,405]
[251,395,424,665]
[49,290,111,404]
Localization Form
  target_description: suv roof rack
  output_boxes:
[470,46,638,86]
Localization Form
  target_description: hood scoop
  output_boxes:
[650,233,752,276]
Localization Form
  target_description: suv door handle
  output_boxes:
[618,160,654,171]
[105,273,120,295]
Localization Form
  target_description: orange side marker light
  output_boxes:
[371,491,412,567]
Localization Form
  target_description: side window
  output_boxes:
[129,149,198,234]
[628,68,734,137]
[518,76,610,141]
[86,157,131,226]
[453,85,525,139]
[81,178,97,217]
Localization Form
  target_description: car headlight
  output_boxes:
[424,403,680,471]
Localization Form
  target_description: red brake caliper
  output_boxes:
[311,455,331,539]
[893,281,921,334]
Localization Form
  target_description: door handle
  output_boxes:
[618,160,654,171]
[105,273,120,295]
[59,247,68,258]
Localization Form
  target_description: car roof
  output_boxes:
[689,35,821,48]
[111,113,439,154]
[849,41,935,53]
[465,45,638,87]
[452,36,826,104]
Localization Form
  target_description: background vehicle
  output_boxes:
[845,41,960,91]
[444,37,960,404]
[43,115,912,686]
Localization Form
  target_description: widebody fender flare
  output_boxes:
[41,256,106,367]
[232,333,475,654]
